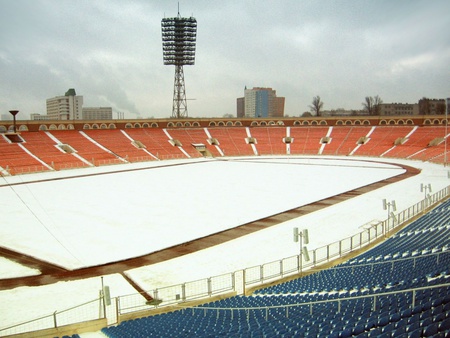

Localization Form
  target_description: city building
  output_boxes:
[31,89,114,121]
[236,97,245,118]
[320,109,367,117]
[379,103,419,116]
[418,98,446,115]
[46,88,83,120]
[237,87,285,118]
[1,114,12,121]
[30,113,54,121]
[82,107,113,120]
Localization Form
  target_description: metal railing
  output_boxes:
[0,298,103,337]
[191,282,450,319]
[116,186,449,314]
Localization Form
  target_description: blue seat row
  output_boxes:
[101,197,450,337]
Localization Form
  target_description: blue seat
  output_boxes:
[406,322,420,333]
[400,307,412,318]
[367,328,382,337]
[422,323,439,337]
[377,316,390,327]
[439,317,450,331]
[352,324,365,335]
[408,328,423,338]
[389,312,401,323]
[391,326,406,336]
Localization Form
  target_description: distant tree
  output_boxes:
[362,96,373,115]
[419,97,430,115]
[436,102,446,115]
[301,112,312,117]
[373,95,382,115]
[363,95,382,115]
[223,113,234,118]
[309,96,324,116]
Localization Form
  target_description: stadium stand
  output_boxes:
[49,130,122,166]
[207,127,254,156]
[101,198,450,338]
[1,125,450,175]
[247,127,288,156]
[322,126,373,156]
[17,131,84,171]
[164,128,207,158]
[289,126,329,155]
[357,126,415,158]
[83,129,156,163]
[2,121,450,337]
[0,133,50,175]
[123,128,187,160]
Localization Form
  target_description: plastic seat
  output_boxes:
[352,324,365,335]
[377,316,389,327]
[439,317,450,331]
[391,326,406,336]
[406,322,420,333]
[400,307,412,318]
[338,327,352,338]
[422,323,439,337]
[389,312,401,323]
[408,328,423,338]
[368,328,382,337]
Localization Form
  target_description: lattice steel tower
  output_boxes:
[161,10,197,118]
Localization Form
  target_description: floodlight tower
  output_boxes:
[161,9,197,118]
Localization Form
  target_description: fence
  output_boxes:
[116,186,449,315]
[191,282,450,320]
[1,185,449,337]
[0,298,103,337]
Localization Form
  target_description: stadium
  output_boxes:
[1,115,450,338]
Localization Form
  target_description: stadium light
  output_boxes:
[9,110,19,133]
[161,7,197,118]
[293,228,310,275]
[382,199,397,236]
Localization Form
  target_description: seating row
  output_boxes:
[1,125,448,175]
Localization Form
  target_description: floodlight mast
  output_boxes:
[161,11,197,118]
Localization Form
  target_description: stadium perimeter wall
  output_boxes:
[0,115,448,132]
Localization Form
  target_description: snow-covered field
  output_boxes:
[0,156,448,336]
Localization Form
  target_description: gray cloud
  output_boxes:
[1,0,449,119]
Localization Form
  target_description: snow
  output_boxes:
[0,257,40,278]
[0,156,449,336]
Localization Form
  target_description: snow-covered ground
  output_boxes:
[0,156,448,336]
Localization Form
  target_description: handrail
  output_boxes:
[192,282,450,312]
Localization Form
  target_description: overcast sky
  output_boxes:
[1,0,449,120]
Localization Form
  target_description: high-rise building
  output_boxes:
[46,88,83,120]
[237,87,285,118]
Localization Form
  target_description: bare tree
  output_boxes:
[362,96,374,115]
[363,95,382,115]
[373,95,383,115]
[309,96,324,116]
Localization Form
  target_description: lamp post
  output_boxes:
[445,98,448,166]
[293,228,310,275]
[420,183,432,208]
[382,199,397,236]
[9,110,19,133]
